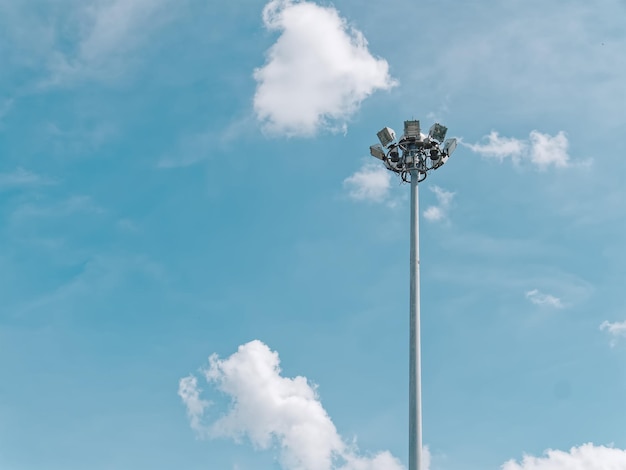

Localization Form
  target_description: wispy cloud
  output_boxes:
[41,0,178,87]
[528,131,570,169]
[0,98,14,122]
[344,163,391,203]
[11,195,104,220]
[179,340,415,470]
[178,376,211,433]
[600,320,626,348]
[15,253,167,317]
[158,116,258,168]
[423,186,454,222]
[0,168,56,190]
[157,130,214,169]
[465,130,571,170]
[254,0,397,136]
[525,289,563,308]
[502,443,626,470]
[415,3,626,125]
[464,131,526,163]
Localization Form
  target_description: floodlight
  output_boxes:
[442,138,457,156]
[404,120,421,139]
[370,144,386,160]
[377,127,396,147]
[428,123,448,142]
[368,118,457,181]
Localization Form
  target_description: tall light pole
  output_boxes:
[369,121,457,470]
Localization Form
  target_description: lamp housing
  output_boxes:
[428,123,448,142]
[377,127,396,147]
[370,144,386,160]
[404,120,421,140]
[443,138,457,156]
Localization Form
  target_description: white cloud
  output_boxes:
[600,320,626,347]
[501,443,626,470]
[529,131,570,169]
[178,376,211,433]
[465,130,571,170]
[525,289,563,308]
[344,163,391,202]
[179,340,413,470]
[423,186,454,222]
[422,206,443,222]
[464,131,526,162]
[254,0,397,136]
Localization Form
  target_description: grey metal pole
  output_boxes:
[409,169,422,470]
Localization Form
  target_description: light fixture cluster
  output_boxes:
[370,120,457,183]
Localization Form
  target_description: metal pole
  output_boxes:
[409,169,422,470]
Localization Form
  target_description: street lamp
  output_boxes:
[369,120,457,470]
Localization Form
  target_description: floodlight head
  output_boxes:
[404,120,421,139]
[429,123,448,142]
[377,127,396,147]
[443,138,457,156]
[370,144,386,160]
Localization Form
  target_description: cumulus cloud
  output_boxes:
[501,443,626,470]
[343,163,391,202]
[525,289,563,308]
[253,0,397,136]
[179,340,412,470]
[423,186,454,222]
[600,320,626,347]
[465,130,571,169]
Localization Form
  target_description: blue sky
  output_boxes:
[1,0,625,469]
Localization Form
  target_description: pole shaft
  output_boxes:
[409,170,422,470]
